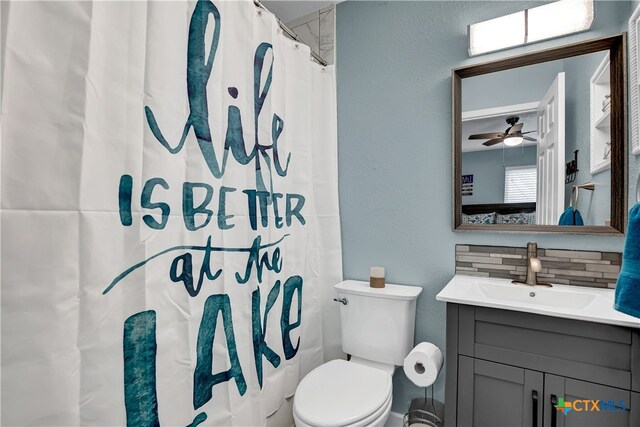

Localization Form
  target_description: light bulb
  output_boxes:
[504,136,524,147]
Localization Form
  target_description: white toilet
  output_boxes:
[293,280,422,427]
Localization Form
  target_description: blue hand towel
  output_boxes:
[558,207,584,226]
[615,203,640,318]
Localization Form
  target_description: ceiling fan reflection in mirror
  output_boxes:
[468,116,537,147]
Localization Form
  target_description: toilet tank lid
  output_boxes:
[335,280,422,300]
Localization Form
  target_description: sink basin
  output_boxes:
[437,275,640,328]
[478,282,597,310]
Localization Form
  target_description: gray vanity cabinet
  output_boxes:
[445,303,640,427]
[457,356,543,427]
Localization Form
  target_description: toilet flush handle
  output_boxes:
[333,297,348,305]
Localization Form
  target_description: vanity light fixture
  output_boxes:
[468,0,594,56]
[503,135,524,146]
[468,11,525,57]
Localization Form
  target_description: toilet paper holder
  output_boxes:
[403,396,444,427]
[403,343,444,427]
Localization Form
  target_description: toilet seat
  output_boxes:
[344,392,392,427]
[293,359,393,427]
[294,392,392,427]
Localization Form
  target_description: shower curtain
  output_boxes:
[0,1,342,425]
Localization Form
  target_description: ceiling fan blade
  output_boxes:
[469,132,504,140]
[483,138,504,147]
[507,123,523,134]
[522,136,537,142]
[521,130,536,134]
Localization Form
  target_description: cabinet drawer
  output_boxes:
[458,305,635,389]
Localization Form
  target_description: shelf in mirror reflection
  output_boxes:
[594,110,611,129]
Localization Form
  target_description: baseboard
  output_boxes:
[385,411,404,427]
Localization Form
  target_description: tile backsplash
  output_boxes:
[456,244,621,289]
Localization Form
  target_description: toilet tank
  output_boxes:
[335,280,422,366]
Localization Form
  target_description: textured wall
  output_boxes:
[336,0,633,413]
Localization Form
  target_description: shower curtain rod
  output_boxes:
[253,0,329,66]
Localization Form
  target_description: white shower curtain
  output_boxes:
[0,1,342,425]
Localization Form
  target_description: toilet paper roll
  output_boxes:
[403,342,443,387]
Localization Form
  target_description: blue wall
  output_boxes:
[462,145,537,205]
[336,0,634,412]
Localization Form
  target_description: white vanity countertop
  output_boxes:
[436,275,640,329]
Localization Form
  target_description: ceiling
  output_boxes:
[262,1,339,23]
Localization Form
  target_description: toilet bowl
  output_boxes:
[293,359,393,427]
[293,280,422,427]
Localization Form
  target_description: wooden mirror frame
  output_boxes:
[453,34,627,235]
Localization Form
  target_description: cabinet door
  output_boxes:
[545,374,633,427]
[457,356,543,427]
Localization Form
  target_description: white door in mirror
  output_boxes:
[536,72,566,225]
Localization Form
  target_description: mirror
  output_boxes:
[453,35,626,234]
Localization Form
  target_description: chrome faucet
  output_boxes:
[524,242,542,286]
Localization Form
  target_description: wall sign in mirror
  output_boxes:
[453,34,627,234]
